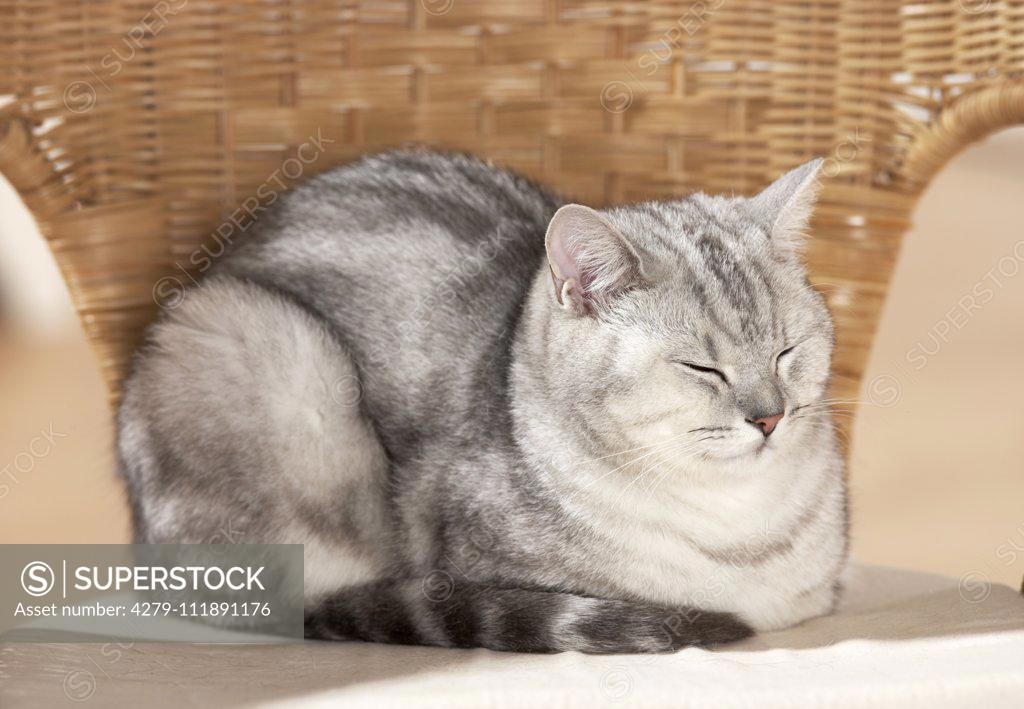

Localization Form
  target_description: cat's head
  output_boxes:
[541,160,833,462]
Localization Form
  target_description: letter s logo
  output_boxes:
[21,561,55,597]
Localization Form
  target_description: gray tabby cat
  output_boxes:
[117,150,848,653]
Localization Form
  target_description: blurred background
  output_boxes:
[1,129,1022,590]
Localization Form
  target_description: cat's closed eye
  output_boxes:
[775,345,797,372]
[674,360,728,384]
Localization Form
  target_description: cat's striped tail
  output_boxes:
[304,577,752,654]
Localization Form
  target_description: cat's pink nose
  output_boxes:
[747,412,784,437]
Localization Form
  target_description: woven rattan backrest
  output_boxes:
[2,1,1023,444]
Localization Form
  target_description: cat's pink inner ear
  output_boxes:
[544,204,644,315]
[545,205,589,310]
[544,209,585,301]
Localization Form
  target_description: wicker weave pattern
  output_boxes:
[2,1,1024,441]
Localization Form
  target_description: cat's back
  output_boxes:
[227,150,558,273]
[216,150,562,451]
[221,151,560,327]
[295,150,559,245]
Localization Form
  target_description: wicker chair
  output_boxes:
[2,0,1023,445]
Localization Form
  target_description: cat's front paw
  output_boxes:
[557,599,753,654]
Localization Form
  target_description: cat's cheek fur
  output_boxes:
[602,346,705,441]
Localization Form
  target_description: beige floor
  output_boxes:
[0,337,127,543]
[851,130,1024,589]
[1,131,1022,590]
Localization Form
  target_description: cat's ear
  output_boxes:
[544,204,645,316]
[749,158,823,250]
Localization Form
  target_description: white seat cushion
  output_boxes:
[4,563,1023,708]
